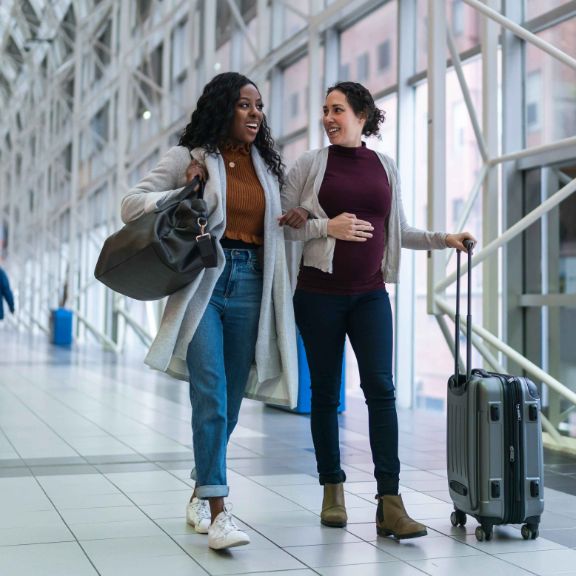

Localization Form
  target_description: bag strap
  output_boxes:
[154,176,205,213]
[187,149,206,200]
[183,175,205,200]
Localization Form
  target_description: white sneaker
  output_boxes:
[186,497,211,534]
[208,509,250,550]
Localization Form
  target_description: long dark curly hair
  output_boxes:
[327,81,386,138]
[179,72,285,188]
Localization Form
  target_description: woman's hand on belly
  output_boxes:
[327,213,374,242]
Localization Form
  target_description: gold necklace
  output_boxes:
[223,142,250,169]
[227,149,243,168]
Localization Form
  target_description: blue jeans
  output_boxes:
[186,249,263,498]
[293,288,400,496]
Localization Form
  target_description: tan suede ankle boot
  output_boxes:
[320,483,347,527]
[376,494,427,539]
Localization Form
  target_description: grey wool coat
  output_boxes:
[281,147,449,282]
[121,145,299,409]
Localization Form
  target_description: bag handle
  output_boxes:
[182,175,205,201]
[187,150,206,200]
[154,176,205,213]
[454,239,475,384]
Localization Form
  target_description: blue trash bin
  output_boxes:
[50,308,73,346]
[272,332,346,414]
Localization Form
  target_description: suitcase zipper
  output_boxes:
[505,376,524,524]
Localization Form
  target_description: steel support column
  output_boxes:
[427,0,447,315]
[482,0,500,350]
[202,0,217,85]
[307,0,323,150]
[501,0,524,375]
[395,0,417,409]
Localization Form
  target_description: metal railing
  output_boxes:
[430,0,576,452]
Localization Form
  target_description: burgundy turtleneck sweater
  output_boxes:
[297,143,391,295]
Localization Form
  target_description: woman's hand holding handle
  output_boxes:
[446,232,477,252]
[185,159,207,183]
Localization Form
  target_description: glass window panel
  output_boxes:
[279,46,324,139]
[215,40,231,74]
[558,166,576,295]
[282,136,308,169]
[260,78,276,146]
[171,19,189,82]
[416,0,480,73]
[412,57,484,412]
[452,0,465,36]
[128,149,159,186]
[94,19,112,81]
[281,0,309,40]
[242,17,259,69]
[558,170,576,424]
[340,1,398,92]
[445,57,483,253]
[260,78,271,115]
[282,56,309,136]
[522,166,576,438]
[525,0,573,20]
[366,93,398,161]
[524,19,576,148]
[216,0,256,48]
[413,82,447,411]
[135,0,153,26]
[170,73,188,123]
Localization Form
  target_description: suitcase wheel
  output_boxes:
[475,525,493,542]
[521,524,539,540]
[450,510,467,527]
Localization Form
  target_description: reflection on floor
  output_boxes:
[1,330,576,576]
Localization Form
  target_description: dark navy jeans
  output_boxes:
[186,248,262,498]
[294,288,400,496]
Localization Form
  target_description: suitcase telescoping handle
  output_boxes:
[454,239,475,384]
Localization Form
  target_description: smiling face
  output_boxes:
[228,83,264,145]
[323,89,366,148]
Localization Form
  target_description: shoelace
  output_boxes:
[215,509,239,533]
[198,499,210,519]
[191,498,210,519]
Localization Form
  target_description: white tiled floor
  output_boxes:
[1,331,576,575]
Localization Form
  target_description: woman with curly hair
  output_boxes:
[121,72,298,550]
[279,81,475,539]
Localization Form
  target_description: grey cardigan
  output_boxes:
[121,145,299,408]
[281,147,448,282]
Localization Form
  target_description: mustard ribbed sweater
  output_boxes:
[221,144,265,245]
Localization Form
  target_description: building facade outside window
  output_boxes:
[525,19,576,148]
[339,1,398,93]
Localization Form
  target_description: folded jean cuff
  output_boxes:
[195,484,229,499]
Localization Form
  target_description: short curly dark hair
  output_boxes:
[326,81,386,138]
[179,72,285,187]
